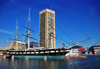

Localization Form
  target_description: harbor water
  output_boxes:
[0,55,100,69]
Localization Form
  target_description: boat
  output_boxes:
[0,51,9,58]
[64,45,86,59]
[68,56,86,59]
[7,44,88,59]
[7,8,90,60]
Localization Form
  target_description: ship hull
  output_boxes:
[14,55,65,59]
[7,48,70,59]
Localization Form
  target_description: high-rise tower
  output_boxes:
[39,9,55,48]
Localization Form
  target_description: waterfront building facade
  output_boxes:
[26,42,39,48]
[10,41,26,50]
[39,9,56,48]
[88,41,100,54]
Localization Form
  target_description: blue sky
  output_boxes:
[0,0,100,48]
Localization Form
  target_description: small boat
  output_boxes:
[67,56,86,59]
[64,45,86,59]
[0,51,9,58]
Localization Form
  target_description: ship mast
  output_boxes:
[22,8,36,49]
[27,8,31,49]
[16,19,18,50]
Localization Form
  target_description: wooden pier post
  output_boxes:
[25,56,28,60]
[11,55,14,59]
[67,56,69,60]
[3,55,6,59]
[44,55,47,60]
[85,51,88,54]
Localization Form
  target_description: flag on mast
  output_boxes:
[6,40,8,45]
[62,43,65,48]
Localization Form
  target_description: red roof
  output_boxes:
[0,49,6,51]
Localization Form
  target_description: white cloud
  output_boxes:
[0,29,13,35]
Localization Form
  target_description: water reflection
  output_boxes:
[0,55,100,69]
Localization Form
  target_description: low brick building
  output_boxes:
[88,41,100,54]
[10,41,26,50]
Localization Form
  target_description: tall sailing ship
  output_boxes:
[7,8,90,59]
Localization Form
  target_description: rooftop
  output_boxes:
[0,47,11,50]
[39,9,55,14]
[92,41,100,46]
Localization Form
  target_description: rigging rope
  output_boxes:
[56,23,76,43]
[55,35,74,46]
[56,13,89,38]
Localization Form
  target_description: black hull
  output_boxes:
[7,48,70,56]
